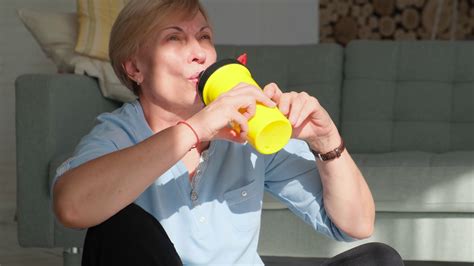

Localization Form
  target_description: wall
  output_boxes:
[202,0,319,45]
[0,0,318,220]
[320,0,474,46]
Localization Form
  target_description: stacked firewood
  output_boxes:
[320,0,474,45]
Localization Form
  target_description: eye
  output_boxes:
[167,35,181,41]
[200,34,212,41]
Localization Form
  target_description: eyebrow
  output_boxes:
[161,25,211,33]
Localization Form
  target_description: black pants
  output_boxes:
[82,204,404,266]
[82,204,182,266]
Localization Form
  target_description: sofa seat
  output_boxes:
[264,151,474,212]
[258,209,473,262]
[260,150,474,262]
[354,151,474,213]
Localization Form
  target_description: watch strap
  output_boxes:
[311,138,345,161]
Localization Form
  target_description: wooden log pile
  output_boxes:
[320,0,474,45]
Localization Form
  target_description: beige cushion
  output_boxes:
[17,8,83,72]
[75,0,127,60]
[17,8,135,102]
[72,56,137,102]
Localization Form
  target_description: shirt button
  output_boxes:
[191,191,198,201]
[199,216,206,223]
[241,190,248,197]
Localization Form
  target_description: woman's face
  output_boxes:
[135,11,216,109]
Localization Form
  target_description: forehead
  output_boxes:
[158,11,209,31]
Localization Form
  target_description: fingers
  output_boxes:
[240,103,255,120]
[197,82,332,144]
[213,108,249,143]
[295,96,319,128]
[200,94,252,142]
[198,82,328,143]
[278,91,320,128]
[262,84,318,128]
[263,83,283,104]
[218,92,257,119]
[287,93,305,126]
[230,84,315,128]
[277,91,293,116]
[225,85,322,132]
[228,83,276,108]
[229,109,249,138]
[217,128,246,143]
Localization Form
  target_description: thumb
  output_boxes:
[216,128,247,144]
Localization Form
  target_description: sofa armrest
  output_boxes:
[15,74,120,247]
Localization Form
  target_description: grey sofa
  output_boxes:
[16,41,474,265]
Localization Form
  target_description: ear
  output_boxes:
[123,58,144,84]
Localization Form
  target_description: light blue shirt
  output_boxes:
[54,100,354,265]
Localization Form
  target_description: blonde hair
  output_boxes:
[109,0,209,96]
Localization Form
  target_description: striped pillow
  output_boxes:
[75,0,127,60]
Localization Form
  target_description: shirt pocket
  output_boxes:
[223,179,262,232]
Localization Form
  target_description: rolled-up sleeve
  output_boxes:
[263,139,356,242]
[50,116,124,200]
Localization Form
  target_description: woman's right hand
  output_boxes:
[187,83,276,143]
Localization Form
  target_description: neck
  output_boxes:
[138,94,203,133]
[141,98,210,152]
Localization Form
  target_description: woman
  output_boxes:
[52,0,403,265]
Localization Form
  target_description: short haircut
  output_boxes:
[109,0,209,96]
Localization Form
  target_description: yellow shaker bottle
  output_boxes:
[197,58,292,154]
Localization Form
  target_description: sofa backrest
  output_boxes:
[341,40,474,153]
[216,44,344,127]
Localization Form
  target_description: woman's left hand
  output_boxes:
[263,83,340,153]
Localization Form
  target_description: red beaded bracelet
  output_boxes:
[177,120,200,150]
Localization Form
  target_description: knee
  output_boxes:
[363,242,404,266]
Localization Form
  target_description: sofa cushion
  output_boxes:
[17,8,136,102]
[259,210,474,262]
[75,0,126,60]
[341,40,474,153]
[353,151,474,213]
[216,44,344,128]
[263,151,474,213]
[17,8,81,72]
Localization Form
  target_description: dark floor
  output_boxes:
[262,256,473,266]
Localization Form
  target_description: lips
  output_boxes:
[189,78,199,87]
[188,71,203,87]
[189,72,202,80]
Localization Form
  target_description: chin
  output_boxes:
[192,97,205,108]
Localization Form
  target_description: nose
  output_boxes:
[188,39,206,64]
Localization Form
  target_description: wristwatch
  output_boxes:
[311,138,345,161]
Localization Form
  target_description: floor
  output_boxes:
[2,212,472,266]
[0,163,62,266]
[0,164,472,266]
[261,256,473,266]
[0,221,63,266]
